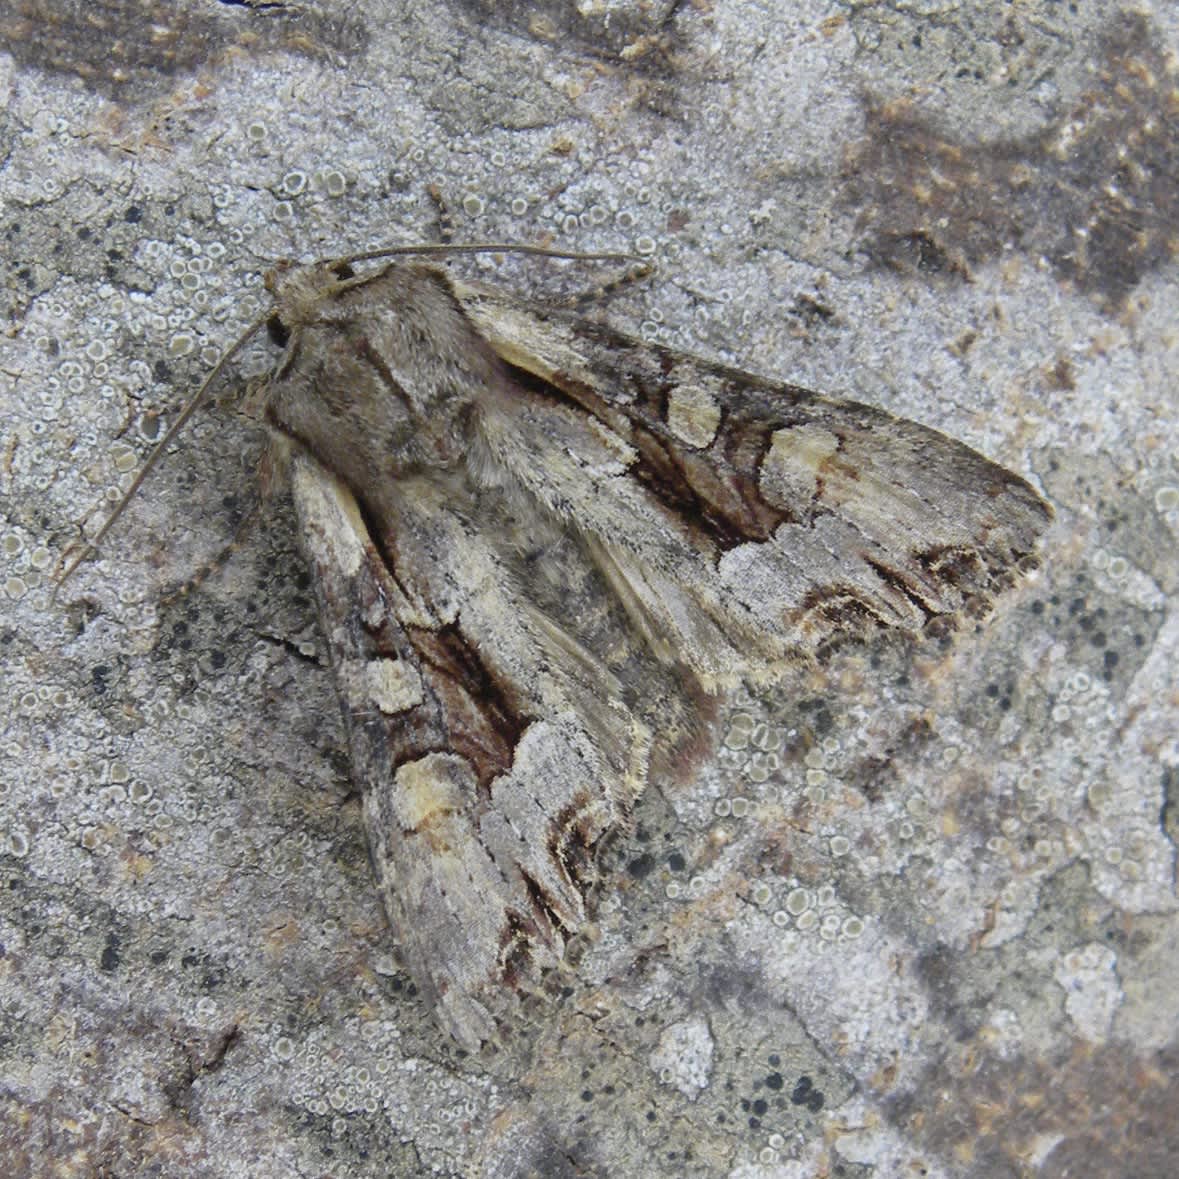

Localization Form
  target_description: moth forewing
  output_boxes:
[284,441,655,1050]
[286,451,512,1049]
[460,283,1050,671]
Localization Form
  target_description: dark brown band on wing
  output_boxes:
[548,792,605,891]
[504,357,795,554]
[404,621,531,791]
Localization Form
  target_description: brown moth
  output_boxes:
[68,245,1052,1051]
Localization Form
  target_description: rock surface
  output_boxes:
[1,2,1176,1176]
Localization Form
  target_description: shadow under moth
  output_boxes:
[69,243,1052,1051]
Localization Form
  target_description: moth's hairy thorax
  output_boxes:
[264,261,508,508]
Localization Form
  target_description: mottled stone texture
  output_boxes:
[1,2,1176,1176]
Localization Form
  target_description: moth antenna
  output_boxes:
[335,242,639,267]
[54,309,273,592]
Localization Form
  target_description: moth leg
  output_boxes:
[426,182,457,245]
[158,490,266,607]
[549,259,654,313]
[158,435,281,607]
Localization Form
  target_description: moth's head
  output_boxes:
[263,259,353,332]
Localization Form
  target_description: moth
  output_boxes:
[67,243,1051,1051]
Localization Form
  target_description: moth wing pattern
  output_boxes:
[287,449,678,1049]
[260,258,1051,1050]
[458,279,1052,685]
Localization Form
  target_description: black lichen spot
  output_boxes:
[795,698,836,741]
[666,850,686,872]
[180,949,227,991]
[765,1071,783,1091]
[627,852,656,879]
[100,932,121,972]
[791,1074,826,1113]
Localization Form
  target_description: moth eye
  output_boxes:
[267,315,290,348]
[331,262,357,280]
